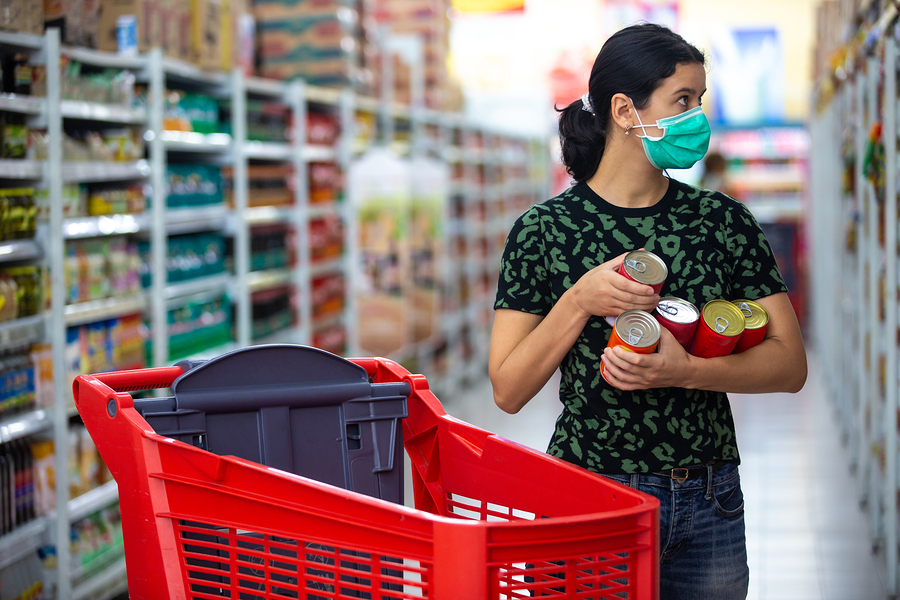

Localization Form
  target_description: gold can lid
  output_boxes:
[615,309,661,349]
[622,250,667,286]
[656,296,699,324]
[701,300,746,338]
[731,299,769,330]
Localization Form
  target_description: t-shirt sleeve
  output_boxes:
[726,199,788,300]
[494,205,552,315]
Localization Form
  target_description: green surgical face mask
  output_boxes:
[630,98,711,170]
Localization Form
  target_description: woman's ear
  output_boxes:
[609,93,633,135]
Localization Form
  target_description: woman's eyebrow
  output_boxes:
[672,87,707,96]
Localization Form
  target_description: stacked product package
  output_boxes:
[359,0,461,110]
[254,0,362,86]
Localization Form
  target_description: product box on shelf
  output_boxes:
[96,0,162,53]
[222,164,294,207]
[189,0,231,71]
[160,0,191,60]
[1,0,43,34]
[45,0,99,46]
[253,0,356,21]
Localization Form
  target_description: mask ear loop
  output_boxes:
[628,97,665,142]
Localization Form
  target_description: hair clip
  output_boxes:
[581,93,594,115]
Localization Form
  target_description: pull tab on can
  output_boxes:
[714,317,729,333]
[658,302,678,316]
[738,302,753,318]
[627,328,644,345]
[625,259,646,273]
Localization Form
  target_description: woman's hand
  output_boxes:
[568,251,660,319]
[601,326,693,390]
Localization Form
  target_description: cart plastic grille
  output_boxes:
[448,494,638,600]
[173,520,430,599]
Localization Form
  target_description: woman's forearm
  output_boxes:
[490,292,590,413]
[681,335,807,393]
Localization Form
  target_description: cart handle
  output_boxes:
[91,366,185,392]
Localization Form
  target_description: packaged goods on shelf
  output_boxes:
[1,114,28,159]
[309,161,341,202]
[0,266,40,321]
[45,0,99,47]
[31,129,144,162]
[36,185,86,219]
[30,344,52,409]
[87,183,147,216]
[159,90,221,134]
[311,271,344,318]
[307,111,340,145]
[250,224,290,270]
[0,350,36,417]
[0,549,43,600]
[70,504,123,586]
[312,322,346,354]
[0,439,39,534]
[0,0,42,35]
[189,0,232,71]
[67,425,110,500]
[145,293,232,361]
[309,214,343,261]
[65,316,145,388]
[0,188,36,241]
[138,232,226,287]
[96,0,164,54]
[220,100,290,142]
[163,163,223,207]
[65,238,141,304]
[30,438,53,514]
[222,164,293,207]
[251,286,293,339]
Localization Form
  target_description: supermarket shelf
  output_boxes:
[61,160,151,183]
[65,294,148,327]
[161,130,232,152]
[0,160,42,179]
[165,273,231,301]
[247,268,292,293]
[303,144,338,162]
[252,326,298,345]
[0,518,48,571]
[61,100,147,124]
[165,205,228,234]
[0,409,51,444]
[245,77,287,99]
[71,556,128,600]
[64,213,149,239]
[745,199,805,224]
[244,206,293,226]
[180,341,237,362]
[62,46,146,70]
[310,258,344,277]
[162,57,228,88]
[312,312,345,332]
[68,481,119,524]
[0,94,43,115]
[306,85,342,106]
[245,141,293,161]
[0,31,42,51]
[0,239,42,263]
[0,314,45,348]
[309,202,339,218]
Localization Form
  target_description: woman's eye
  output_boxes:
[677,96,688,106]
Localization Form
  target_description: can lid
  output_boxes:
[655,296,699,324]
[623,250,667,286]
[701,300,746,337]
[731,299,769,330]
[615,309,661,348]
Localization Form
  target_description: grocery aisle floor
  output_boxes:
[437,353,889,599]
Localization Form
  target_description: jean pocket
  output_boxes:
[712,477,745,518]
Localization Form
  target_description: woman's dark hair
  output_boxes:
[557,23,706,183]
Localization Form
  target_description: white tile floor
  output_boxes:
[434,355,889,600]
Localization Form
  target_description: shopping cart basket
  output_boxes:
[74,347,660,600]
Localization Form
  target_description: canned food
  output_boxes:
[654,296,700,350]
[689,299,746,358]
[731,299,769,353]
[619,250,667,294]
[601,309,661,384]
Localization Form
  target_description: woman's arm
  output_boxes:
[490,252,659,413]
[600,292,807,393]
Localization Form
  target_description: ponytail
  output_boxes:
[557,96,607,184]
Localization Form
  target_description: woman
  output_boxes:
[490,23,806,599]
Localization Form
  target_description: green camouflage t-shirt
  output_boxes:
[494,179,787,474]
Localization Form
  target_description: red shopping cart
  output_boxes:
[74,346,659,600]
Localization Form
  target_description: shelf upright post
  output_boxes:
[865,55,882,543]
[148,49,168,368]
[340,88,359,356]
[856,65,870,500]
[232,70,250,347]
[845,79,861,460]
[883,36,899,596]
[289,80,310,344]
[45,27,72,600]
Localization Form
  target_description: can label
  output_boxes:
[689,300,745,358]
[117,15,138,57]
[619,250,667,294]
[601,309,660,383]
[731,299,769,353]
[654,296,699,350]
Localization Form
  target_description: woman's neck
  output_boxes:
[586,140,669,209]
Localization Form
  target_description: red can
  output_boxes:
[654,297,700,350]
[619,250,667,294]
[731,299,769,353]
[601,309,661,384]
[689,299,746,358]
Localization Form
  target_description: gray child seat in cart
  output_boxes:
[132,344,411,504]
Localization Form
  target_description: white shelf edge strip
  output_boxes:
[64,294,148,326]
[71,556,128,600]
[0,518,48,571]
[68,480,119,523]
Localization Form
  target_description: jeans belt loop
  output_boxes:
[705,464,714,500]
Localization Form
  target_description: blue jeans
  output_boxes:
[603,462,749,600]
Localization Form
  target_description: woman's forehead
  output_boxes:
[658,63,707,94]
